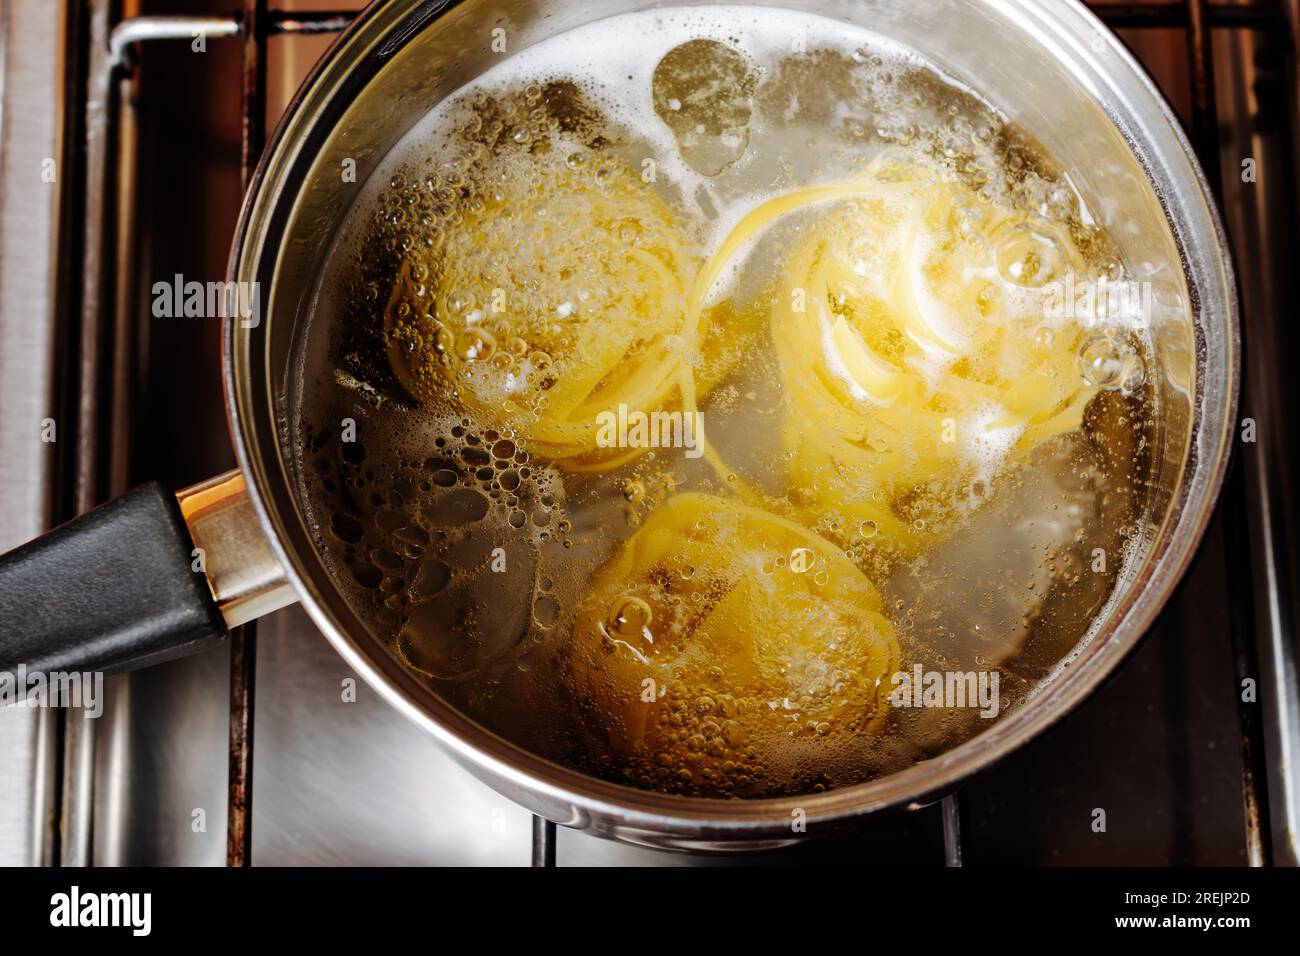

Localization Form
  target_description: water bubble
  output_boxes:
[407,559,451,604]
[352,563,383,589]
[457,327,496,362]
[994,223,1065,289]
[433,323,455,356]
[605,595,654,644]
[430,468,458,488]
[447,289,477,315]
[1078,331,1140,390]
[329,513,364,544]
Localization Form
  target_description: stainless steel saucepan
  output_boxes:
[0,0,1237,850]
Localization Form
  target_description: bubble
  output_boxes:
[994,222,1066,289]
[605,595,654,645]
[433,323,455,355]
[430,468,458,488]
[352,563,383,589]
[652,38,758,176]
[1078,331,1141,390]
[330,513,364,544]
[407,559,451,604]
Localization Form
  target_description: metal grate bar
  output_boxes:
[226,0,269,871]
[531,817,557,867]
[941,793,965,867]
[1181,0,1275,868]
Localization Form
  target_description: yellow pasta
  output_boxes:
[568,493,900,766]
[384,151,702,469]
[678,155,1098,550]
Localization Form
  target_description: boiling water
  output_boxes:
[290,7,1161,798]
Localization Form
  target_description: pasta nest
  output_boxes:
[385,151,702,470]
[679,155,1098,550]
[568,493,900,762]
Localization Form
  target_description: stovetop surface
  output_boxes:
[2,0,1297,866]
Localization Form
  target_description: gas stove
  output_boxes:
[0,0,1296,867]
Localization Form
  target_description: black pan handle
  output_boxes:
[0,482,229,674]
[0,471,292,676]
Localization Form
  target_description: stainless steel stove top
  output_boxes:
[2,0,1297,866]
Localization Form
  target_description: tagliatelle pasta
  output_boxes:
[678,154,1099,550]
[383,149,706,470]
[568,493,900,782]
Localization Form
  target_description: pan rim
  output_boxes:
[223,0,1240,845]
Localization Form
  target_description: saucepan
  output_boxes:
[0,0,1237,850]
